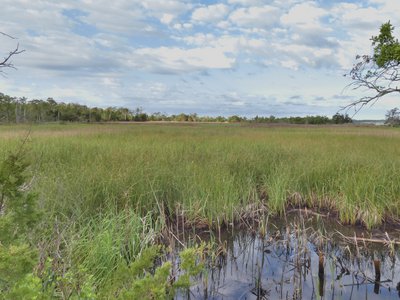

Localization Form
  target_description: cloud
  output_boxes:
[281,2,328,30]
[282,101,304,106]
[333,3,391,30]
[329,2,393,69]
[1,1,72,37]
[0,0,396,119]
[227,0,264,5]
[269,43,337,70]
[228,5,281,29]
[191,4,229,23]
[280,2,337,48]
[15,32,123,75]
[181,33,217,46]
[141,0,190,15]
[141,0,192,26]
[79,2,153,35]
[126,46,236,73]
[313,96,325,101]
[160,14,175,25]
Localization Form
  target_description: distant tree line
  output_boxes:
[0,93,353,125]
[0,93,148,123]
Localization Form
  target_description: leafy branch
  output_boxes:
[343,22,400,113]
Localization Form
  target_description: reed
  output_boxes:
[1,123,399,229]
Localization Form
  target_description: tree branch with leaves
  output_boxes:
[344,22,400,113]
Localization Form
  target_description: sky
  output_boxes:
[1,0,399,119]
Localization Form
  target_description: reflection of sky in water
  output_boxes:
[176,225,400,300]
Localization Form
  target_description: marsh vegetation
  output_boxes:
[1,122,399,299]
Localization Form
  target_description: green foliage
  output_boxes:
[5,258,96,300]
[0,150,39,244]
[120,262,171,300]
[0,148,41,295]
[70,210,159,286]
[99,246,162,298]
[253,115,332,124]
[0,92,358,125]
[346,22,400,110]
[372,22,400,67]
[0,244,37,293]
[99,245,205,299]
[5,273,46,300]
[38,261,96,300]
[174,246,205,289]
[3,123,396,228]
[228,115,244,123]
[0,123,399,298]
[332,113,352,124]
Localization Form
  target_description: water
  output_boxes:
[174,216,400,299]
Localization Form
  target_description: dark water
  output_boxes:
[175,216,400,299]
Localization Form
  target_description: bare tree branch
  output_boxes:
[341,54,400,114]
[0,32,25,73]
[0,32,16,39]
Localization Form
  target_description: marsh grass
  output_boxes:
[2,123,399,229]
[3,123,400,298]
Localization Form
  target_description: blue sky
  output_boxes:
[1,0,399,118]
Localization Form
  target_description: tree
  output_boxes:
[385,107,400,126]
[332,113,352,124]
[345,22,400,112]
[1,32,24,73]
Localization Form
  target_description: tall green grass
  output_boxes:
[1,123,399,229]
[2,123,399,295]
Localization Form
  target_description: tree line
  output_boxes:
[0,92,353,124]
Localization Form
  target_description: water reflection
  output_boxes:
[176,219,400,299]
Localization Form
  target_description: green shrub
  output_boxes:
[0,148,40,294]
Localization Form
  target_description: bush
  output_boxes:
[0,147,40,294]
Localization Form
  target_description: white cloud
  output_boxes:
[269,42,337,70]
[281,2,328,30]
[0,0,397,118]
[369,0,400,18]
[179,34,268,59]
[141,0,192,26]
[182,33,216,46]
[101,77,122,89]
[14,32,122,75]
[141,0,190,14]
[160,14,175,25]
[80,2,150,35]
[279,2,338,50]
[191,4,229,23]
[227,0,264,5]
[329,2,399,69]
[127,46,236,73]
[229,5,281,28]
[280,59,299,70]
[0,0,72,37]
[337,6,387,30]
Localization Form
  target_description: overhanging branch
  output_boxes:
[0,32,25,72]
[342,54,400,114]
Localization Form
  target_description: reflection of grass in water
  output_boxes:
[188,218,400,300]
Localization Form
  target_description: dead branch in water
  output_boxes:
[335,230,400,245]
